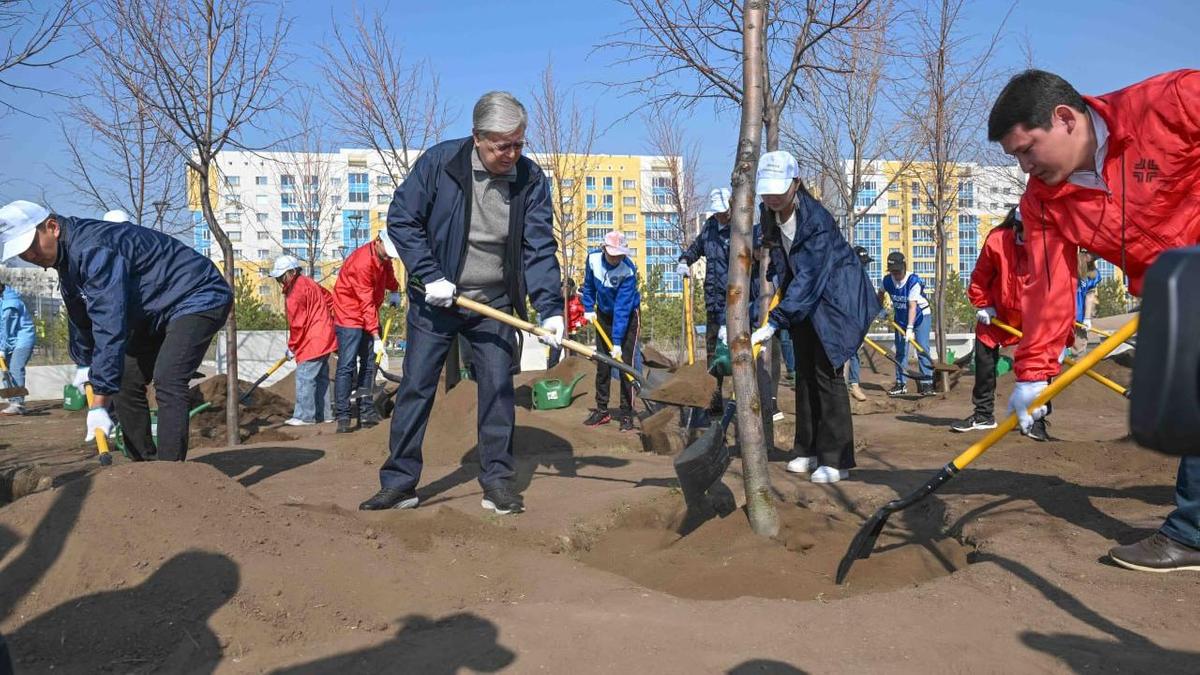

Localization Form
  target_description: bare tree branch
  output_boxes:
[0,0,81,114]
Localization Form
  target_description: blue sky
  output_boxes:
[0,0,1195,215]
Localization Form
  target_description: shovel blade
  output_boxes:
[673,420,732,511]
[835,505,894,584]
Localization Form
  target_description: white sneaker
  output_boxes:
[1,403,24,415]
[786,456,818,474]
[284,418,314,427]
[772,411,785,422]
[810,466,849,484]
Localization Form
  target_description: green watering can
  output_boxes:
[709,342,732,377]
[63,384,86,411]
[112,402,213,458]
[532,373,586,410]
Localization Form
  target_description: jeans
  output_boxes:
[333,325,376,422]
[1161,456,1200,549]
[116,305,229,461]
[845,351,861,385]
[893,313,933,387]
[2,344,32,406]
[778,329,795,374]
[594,309,640,413]
[379,300,519,492]
[293,355,331,423]
[790,319,855,470]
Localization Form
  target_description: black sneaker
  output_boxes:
[481,484,524,515]
[887,384,907,397]
[358,487,419,511]
[1023,417,1050,442]
[583,408,612,426]
[336,419,353,434]
[918,383,937,397]
[619,415,636,432]
[951,414,997,432]
[359,415,379,429]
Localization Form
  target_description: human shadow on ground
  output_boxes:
[727,660,808,674]
[975,553,1200,673]
[8,551,238,673]
[849,467,1171,546]
[895,413,972,428]
[194,446,325,487]
[271,612,515,674]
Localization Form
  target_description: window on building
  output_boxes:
[888,182,900,193]
[909,180,919,192]
[330,195,342,207]
[625,230,637,240]
[957,181,975,209]
[224,212,239,224]
[258,249,269,259]
[854,214,883,280]
[623,196,636,207]
[348,173,369,203]
[585,176,596,190]
[623,213,637,224]
[586,194,596,209]
[627,246,638,257]
[561,178,574,188]
[911,197,920,210]
[888,199,899,209]
[622,179,636,190]
[602,194,614,209]
[348,158,367,168]
[603,176,613,191]
[228,230,242,242]
[854,181,878,209]
[376,194,390,205]
[255,176,268,185]
[888,230,901,240]
[281,174,296,188]
[224,176,241,187]
[561,212,573,224]
[651,176,673,207]
[913,245,936,258]
[888,216,900,225]
[256,214,268,224]
[586,226,608,243]
[586,210,614,226]
[376,175,391,186]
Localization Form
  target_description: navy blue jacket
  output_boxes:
[55,216,232,395]
[679,215,764,325]
[765,192,880,367]
[580,250,641,344]
[386,137,563,320]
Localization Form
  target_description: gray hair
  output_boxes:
[472,91,527,136]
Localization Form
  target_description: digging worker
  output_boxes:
[0,200,232,461]
[581,230,642,433]
[270,255,336,426]
[879,252,935,397]
[360,91,564,515]
[332,230,400,434]
[1,281,35,416]
[750,151,880,484]
[843,246,873,403]
[677,187,732,410]
[989,68,1200,572]
[952,208,1049,441]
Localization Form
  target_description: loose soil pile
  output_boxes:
[188,375,297,447]
[640,362,716,408]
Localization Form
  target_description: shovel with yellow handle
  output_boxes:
[991,318,1129,399]
[84,384,113,466]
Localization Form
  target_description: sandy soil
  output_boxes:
[0,348,1197,673]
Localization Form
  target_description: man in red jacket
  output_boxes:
[989,68,1200,572]
[952,209,1049,439]
[332,231,399,433]
[271,255,337,426]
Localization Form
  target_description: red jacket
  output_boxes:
[968,224,1027,349]
[1016,69,1200,381]
[566,295,587,334]
[332,242,399,335]
[284,274,337,363]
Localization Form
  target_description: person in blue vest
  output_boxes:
[581,231,641,432]
[1073,249,1100,353]
[0,200,232,461]
[0,281,36,415]
[879,251,934,396]
[750,151,880,484]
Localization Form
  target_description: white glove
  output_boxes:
[388,291,401,307]
[751,324,776,345]
[285,349,295,360]
[583,311,597,323]
[539,315,564,348]
[84,407,113,442]
[1007,380,1049,434]
[976,307,996,325]
[676,262,690,278]
[72,366,90,394]
[1081,318,1092,330]
[905,327,915,344]
[717,326,727,344]
[611,345,623,361]
[423,278,456,308]
[372,338,385,358]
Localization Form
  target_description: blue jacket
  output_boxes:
[765,192,880,367]
[679,215,765,325]
[1076,274,1100,322]
[581,250,641,345]
[54,216,232,395]
[386,137,562,321]
[1,286,35,351]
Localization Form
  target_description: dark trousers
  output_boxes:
[116,305,228,461]
[333,325,376,421]
[1162,456,1200,549]
[594,309,639,413]
[379,301,517,491]
[705,315,724,411]
[972,341,1000,419]
[790,319,855,470]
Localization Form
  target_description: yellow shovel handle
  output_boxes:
[376,316,394,365]
[888,318,927,354]
[84,384,111,458]
[591,317,635,383]
[991,319,1127,397]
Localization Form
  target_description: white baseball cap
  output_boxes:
[377,229,400,259]
[708,187,732,213]
[102,209,131,223]
[0,200,50,262]
[755,151,800,196]
[603,230,632,257]
[269,254,301,278]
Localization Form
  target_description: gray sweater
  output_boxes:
[458,149,516,305]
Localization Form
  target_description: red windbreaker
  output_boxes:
[332,241,399,335]
[967,224,1027,349]
[284,274,336,363]
[566,295,587,334]
[1015,69,1200,381]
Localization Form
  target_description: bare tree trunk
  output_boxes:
[198,169,239,446]
[730,1,778,538]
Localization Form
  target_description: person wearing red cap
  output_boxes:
[989,68,1200,572]
[580,230,641,432]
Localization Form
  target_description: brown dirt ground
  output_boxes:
[1,348,1198,673]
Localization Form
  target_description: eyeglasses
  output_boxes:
[483,138,526,154]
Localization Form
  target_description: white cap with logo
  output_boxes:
[103,209,131,223]
[708,187,732,213]
[378,229,400,259]
[269,255,302,278]
[755,151,801,196]
[0,200,50,262]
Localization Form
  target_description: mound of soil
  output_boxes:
[578,495,970,601]
[641,362,716,408]
[188,375,296,447]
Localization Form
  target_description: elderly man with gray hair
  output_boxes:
[360,91,564,514]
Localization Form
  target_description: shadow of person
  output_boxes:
[272,612,515,674]
[1020,631,1200,673]
[727,659,808,674]
[193,446,325,487]
[8,551,238,673]
[895,413,969,428]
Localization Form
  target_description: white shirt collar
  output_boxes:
[1067,106,1109,191]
